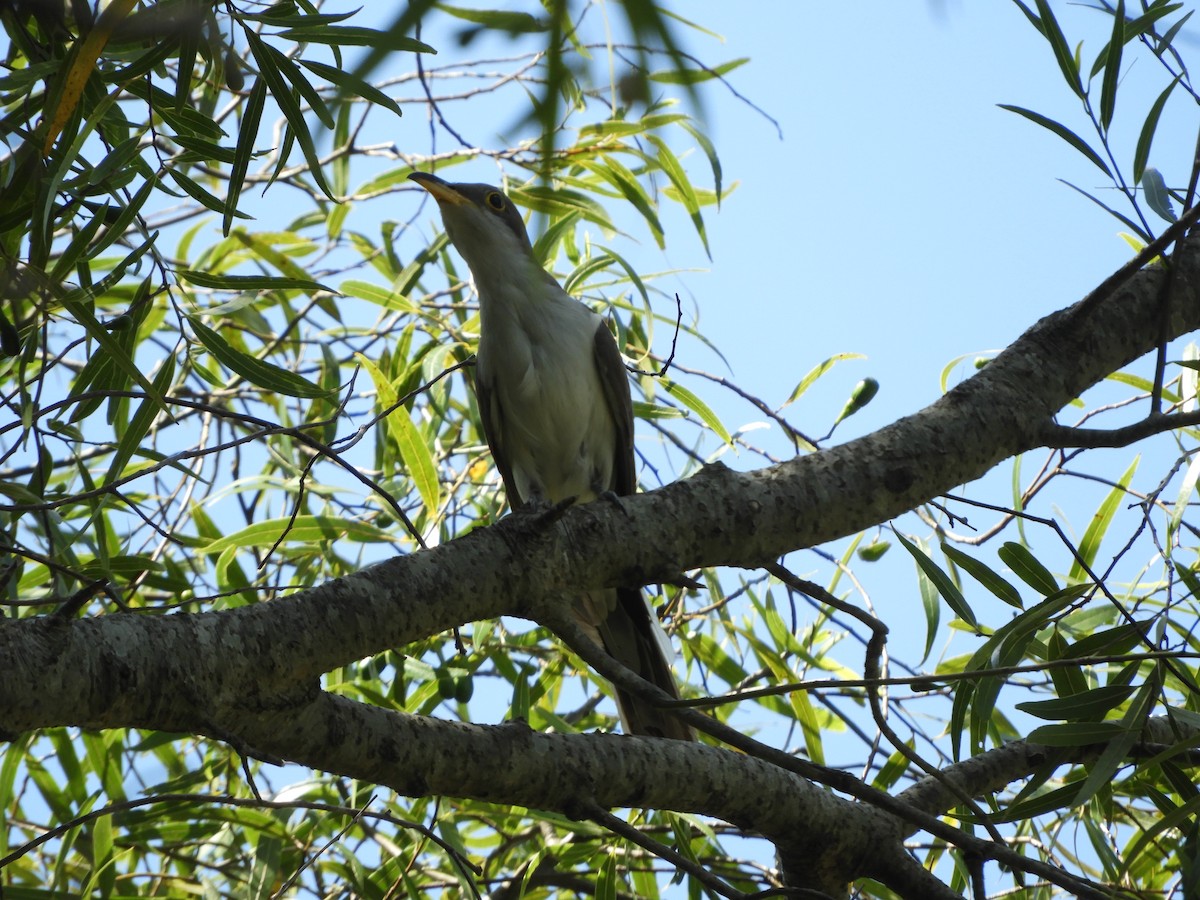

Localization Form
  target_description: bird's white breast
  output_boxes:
[477,275,616,506]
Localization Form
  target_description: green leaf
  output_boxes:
[103,351,176,487]
[1058,178,1151,242]
[1170,452,1200,535]
[998,105,1111,177]
[356,352,440,520]
[895,530,977,628]
[275,25,436,53]
[436,5,549,32]
[663,380,732,445]
[1027,721,1126,746]
[646,134,709,257]
[1071,676,1156,805]
[649,57,749,85]
[179,270,335,294]
[784,353,866,406]
[1034,0,1084,98]
[167,168,241,217]
[681,120,723,209]
[201,515,398,554]
[579,157,664,249]
[1017,684,1138,721]
[1099,0,1124,132]
[998,541,1060,596]
[59,277,168,417]
[1070,456,1137,582]
[297,58,404,117]
[632,401,686,420]
[340,279,417,313]
[188,317,328,399]
[1141,167,1177,223]
[225,76,267,236]
[940,543,1024,609]
[244,29,336,202]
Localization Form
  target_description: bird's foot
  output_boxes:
[524,495,577,526]
[597,489,632,518]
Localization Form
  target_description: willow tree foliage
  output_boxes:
[1,1,1199,898]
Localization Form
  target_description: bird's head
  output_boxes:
[408,172,535,277]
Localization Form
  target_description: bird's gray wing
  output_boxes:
[589,318,693,740]
[592,319,636,497]
[473,366,525,510]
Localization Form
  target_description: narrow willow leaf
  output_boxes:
[170,134,240,165]
[104,353,175,487]
[895,530,977,628]
[297,58,403,117]
[389,401,441,522]
[201,515,398,553]
[998,105,1111,176]
[264,41,334,130]
[179,270,334,294]
[632,402,686,420]
[941,543,1024,609]
[998,541,1060,596]
[39,0,139,153]
[340,280,417,313]
[515,186,615,232]
[1071,677,1155,805]
[229,231,325,295]
[92,172,158,256]
[663,380,732,445]
[188,317,327,399]
[1027,721,1125,746]
[784,353,866,407]
[59,287,166,415]
[275,25,436,53]
[1156,9,1193,59]
[356,352,440,520]
[916,551,940,663]
[1017,684,1138,721]
[1059,179,1151,242]
[646,134,709,257]
[435,5,548,32]
[225,76,267,236]
[1099,0,1124,132]
[681,120,723,209]
[1070,456,1137,582]
[589,245,651,308]
[244,30,335,201]
[1034,0,1084,98]
[579,157,663,248]
[1170,453,1200,534]
[649,57,748,85]
[168,168,243,217]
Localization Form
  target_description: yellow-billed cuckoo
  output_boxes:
[409,171,691,740]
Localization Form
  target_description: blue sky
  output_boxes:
[651,1,1188,438]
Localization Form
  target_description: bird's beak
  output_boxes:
[408,172,468,207]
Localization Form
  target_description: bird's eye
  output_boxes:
[485,191,506,211]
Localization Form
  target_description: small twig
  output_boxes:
[629,292,685,379]
[584,802,748,899]
[764,562,1013,861]
[272,796,377,899]
[415,20,473,150]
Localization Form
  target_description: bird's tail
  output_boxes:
[585,587,694,741]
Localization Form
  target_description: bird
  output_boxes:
[409,171,692,740]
